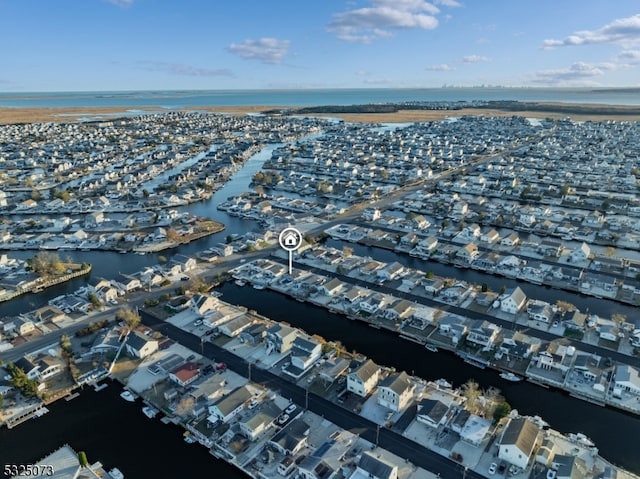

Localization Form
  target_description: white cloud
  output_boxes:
[543,14,640,49]
[433,0,461,6]
[531,61,614,85]
[104,0,133,7]
[139,62,233,77]
[327,0,440,43]
[617,50,640,64]
[462,54,488,63]
[427,63,455,71]
[227,38,290,64]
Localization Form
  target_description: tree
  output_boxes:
[342,246,354,258]
[481,283,488,292]
[116,307,141,330]
[604,246,617,258]
[493,401,512,423]
[59,334,72,356]
[166,228,181,242]
[88,293,102,308]
[612,313,627,326]
[28,252,65,278]
[461,379,481,413]
[78,451,88,467]
[425,271,435,279]
[556,300,576,313]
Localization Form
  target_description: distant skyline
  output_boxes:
[2,1,640,91]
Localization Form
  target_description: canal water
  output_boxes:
[0,380,248,478]
[215,282,640,474]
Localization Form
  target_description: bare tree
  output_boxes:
[116,307,141,330]
[461,379,482,413]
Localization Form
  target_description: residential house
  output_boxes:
[552,455,588,479]
[168,362,200,388]
[208,385,253,423]
[269,418,310,456]
[347,359,382,397]
[500,287,527,315]
[498,331,541,360]
[218,315,254,338]
[422,278,444,295]
[112,274,141,293]
[376,262,404,282]
[416,399,450,428]
[289,335,323,372]
[614,364,640,396]
[353,451,398,479]
[14,357,40,380]
[239,323,267,346]
[239,402,281,441]
[500,232,520,247]
[459,414,492,447]
[526,301,554,323]
[377,371,415,412]
[569,242,591,263]
[437,315,469,345]
[266,323,298,354]
[383,299,414,321]
[173,254,197,272]
[533,342,575,373]
[125,331,159,359]
[91,327,123,354]
[14,318,36,336]
[457,243,479,263]
[480,228,500,244]
[465,320,500,350]
[36,356,64,380]
[190,293,218,317]
[538,240,563,257]
[320,277,344,297]
[498,417,541,469]
[31,305,66,324]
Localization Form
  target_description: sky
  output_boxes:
[2,0,640,91]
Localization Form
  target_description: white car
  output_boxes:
[285,404,297,414]
[488,463,497,475]
[277,414,290,425]
[248,400,260,409]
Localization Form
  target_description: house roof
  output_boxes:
[126,331,156,351]
[213,385,253,416]
[378,371,413,396]
[501,417,540,456]
[270,418,310,452]
[358,451,397,479]
[504,286,527,306]
[15,357,38,373]
[418,399,449,423]
[352,359,380,382]
[170,362,199,383]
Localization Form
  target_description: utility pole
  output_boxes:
[305,388,309,409]
[248,362,252,381]
[375,424,380,447]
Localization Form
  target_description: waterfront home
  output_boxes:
[91,326,123,354]
[376,261,405,282]
[422,277,444,295]
[500,232,520,247]
[239,322,267,346]
[458,413,492,447]
[569,242,591,263]
[289,335,323,375]
[269,418,310,456]
[208,385,253,424]
[571,352,610,394]
[112,274,141,294]
[319,277,345,297]
[218,314,254,338]
[498,417,541,470]
[499,287,527,315]
[465,320,500,350]
[35,355,64,380]
[497,331,541,360]
[318,357,350,384]
[125,331,159,359]
[298,431,357,479]
[411,236,438,256]
[377,371,415,412]
[526,301,554,323]
[551,454,589,479]
[168,362,200,388]
[358,293,387,315]
[347,359,382,397]
[383,299,414,321]
[416,398,450,428]
[613,364,640,396]
[239,402,281,441]
[190,293,218,317]
[457,243,480,263]
[533,342,575,373]
[13,317,36,336]
[352,451,399,479]
[598,324,620,342]
[266,323,298,354]
[437,314,469,345]
[14,357,41,380]
[537,240,563,257]
[480,228,500,244]
[341,286,368,305]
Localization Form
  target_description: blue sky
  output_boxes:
[2,0,640,91]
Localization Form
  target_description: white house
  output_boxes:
[208,386,253,424]
[614,364,640,396]
[377,371,415,412]
[353,451,398,479]
[500,287,527,315]
[347,359,382,397]
[168,362,200,387]
[125,331,159,359]
[290,336,323,373]
[569,242,591,263]
[498,417,541,469]
[416,399,450,428]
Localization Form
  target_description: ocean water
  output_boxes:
[1,87,640,108]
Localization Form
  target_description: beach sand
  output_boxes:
[2,104,640,125]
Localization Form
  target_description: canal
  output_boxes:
[215,282,640,474]
[0,380,248,478]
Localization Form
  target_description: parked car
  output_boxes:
[285,404,297,414]
[488,463,497,475]
[277,414,289,425]
[248,400,260,409]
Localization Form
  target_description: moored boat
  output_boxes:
[120,390,136,402]
[142,406,159,418]
[425,343,439,353]
[500,372,523,382]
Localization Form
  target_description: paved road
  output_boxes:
[140,310,483,479]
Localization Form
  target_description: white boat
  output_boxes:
[234,279,246,287]
[253,283,266,290]
[500,372,523,382]
[120,390,136,402]
[109,468,124,479]
[425,343,439,353]
[32,407,49,418]
[435,378,452,389]
[142,406,158,418]
[184,432,196,443]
